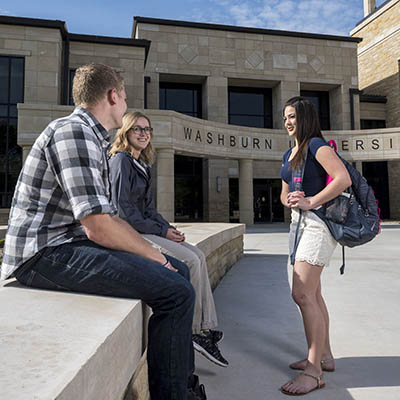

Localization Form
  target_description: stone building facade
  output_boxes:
[351,0,400,219]
[0,7,399,225]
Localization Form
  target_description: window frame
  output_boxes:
[228,86,273,129]
[159,82,202,119]
[0,55,25,208]
[300,90,330,130]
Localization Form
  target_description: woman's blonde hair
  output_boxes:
[109,111,155,165]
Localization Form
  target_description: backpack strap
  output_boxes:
[290,148,308,265]
[340,245,345,275]
[290,145,347,274]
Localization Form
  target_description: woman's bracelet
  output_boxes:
[161,260,170,267]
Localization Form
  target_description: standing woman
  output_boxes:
[279,97,351,395]
[108,111,228,369]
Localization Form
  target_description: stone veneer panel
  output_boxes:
[123,230,244,400]
[0,24,62,103]
[16,105,400,224]
[206,159,230,222]
[69,42,145,109]
[360,102,387,120]
[136,22,358,129]
[388,160,400,218]
[352,1,400,127]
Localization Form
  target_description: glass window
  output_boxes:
[174,155,203,221]
[0,105,7,117]
[360,119,386,129]
[300,90,330,130]
[68,69,76,106]
[159,82,202,118]
[228,87,273,128]
[0,118,7,156]
[10,58,24,104]
[0,56,24,208]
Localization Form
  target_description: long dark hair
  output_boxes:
[283,96,325,169]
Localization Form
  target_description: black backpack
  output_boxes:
[291,142,381,274]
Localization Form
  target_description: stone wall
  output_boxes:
[206,159,230,222]
[388,160,400,219]
[0,222,244,400]
[123,223,244,400]
[136,19,359,130]
[206,235,243,289]
[69,41,145,109]
[361,72,400,128]
[0,24,62,103]
[351,0,400,127]
[360,101,386,121]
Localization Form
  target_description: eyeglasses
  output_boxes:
[130,126,153,135]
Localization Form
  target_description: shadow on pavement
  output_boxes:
[332,356,400,388]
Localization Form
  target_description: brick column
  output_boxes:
[239,159,254,225]
[156,148,175,222]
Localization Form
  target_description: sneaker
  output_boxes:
[210,329,224,344]
[193,332,229,367]
[187,374,207,400]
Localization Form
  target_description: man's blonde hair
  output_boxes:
[109,111,155,165]
[72,63,124,107]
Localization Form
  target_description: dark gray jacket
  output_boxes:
[108,151,172,237]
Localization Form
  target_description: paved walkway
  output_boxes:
[195,223,400,400]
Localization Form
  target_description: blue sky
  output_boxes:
[0,0,388,37]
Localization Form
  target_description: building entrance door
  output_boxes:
[362,161,390,219]
[253,179,284,223]
[174,155,204,221]
[254,182,271,223]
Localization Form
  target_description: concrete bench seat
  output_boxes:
[0,223,244,400]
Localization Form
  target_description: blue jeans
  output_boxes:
[15,240,195,400]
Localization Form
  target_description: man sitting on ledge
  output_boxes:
[0,63,206,400]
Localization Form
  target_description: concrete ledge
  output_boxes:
[0,223,244,400]
[0,282,145,400]
[175,223,245,289]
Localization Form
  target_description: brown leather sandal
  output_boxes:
[280,372,325,396]
[320,358,335,372]
[289,358,335,372]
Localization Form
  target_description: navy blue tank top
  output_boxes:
[280,137,329,196]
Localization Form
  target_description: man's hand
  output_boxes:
[162,260,178,272]
[81,213,174,267]
[166,228,185,243]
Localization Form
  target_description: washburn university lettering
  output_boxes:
[183,127,272,150]
[288,137,394,151]
[185,128,396,153]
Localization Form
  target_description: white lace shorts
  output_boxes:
[289,208,337,267]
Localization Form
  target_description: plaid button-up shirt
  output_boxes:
[1,107,117,280]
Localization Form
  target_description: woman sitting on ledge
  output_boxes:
[108,111,228,368]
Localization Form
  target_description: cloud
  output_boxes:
[207,0,363,36]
